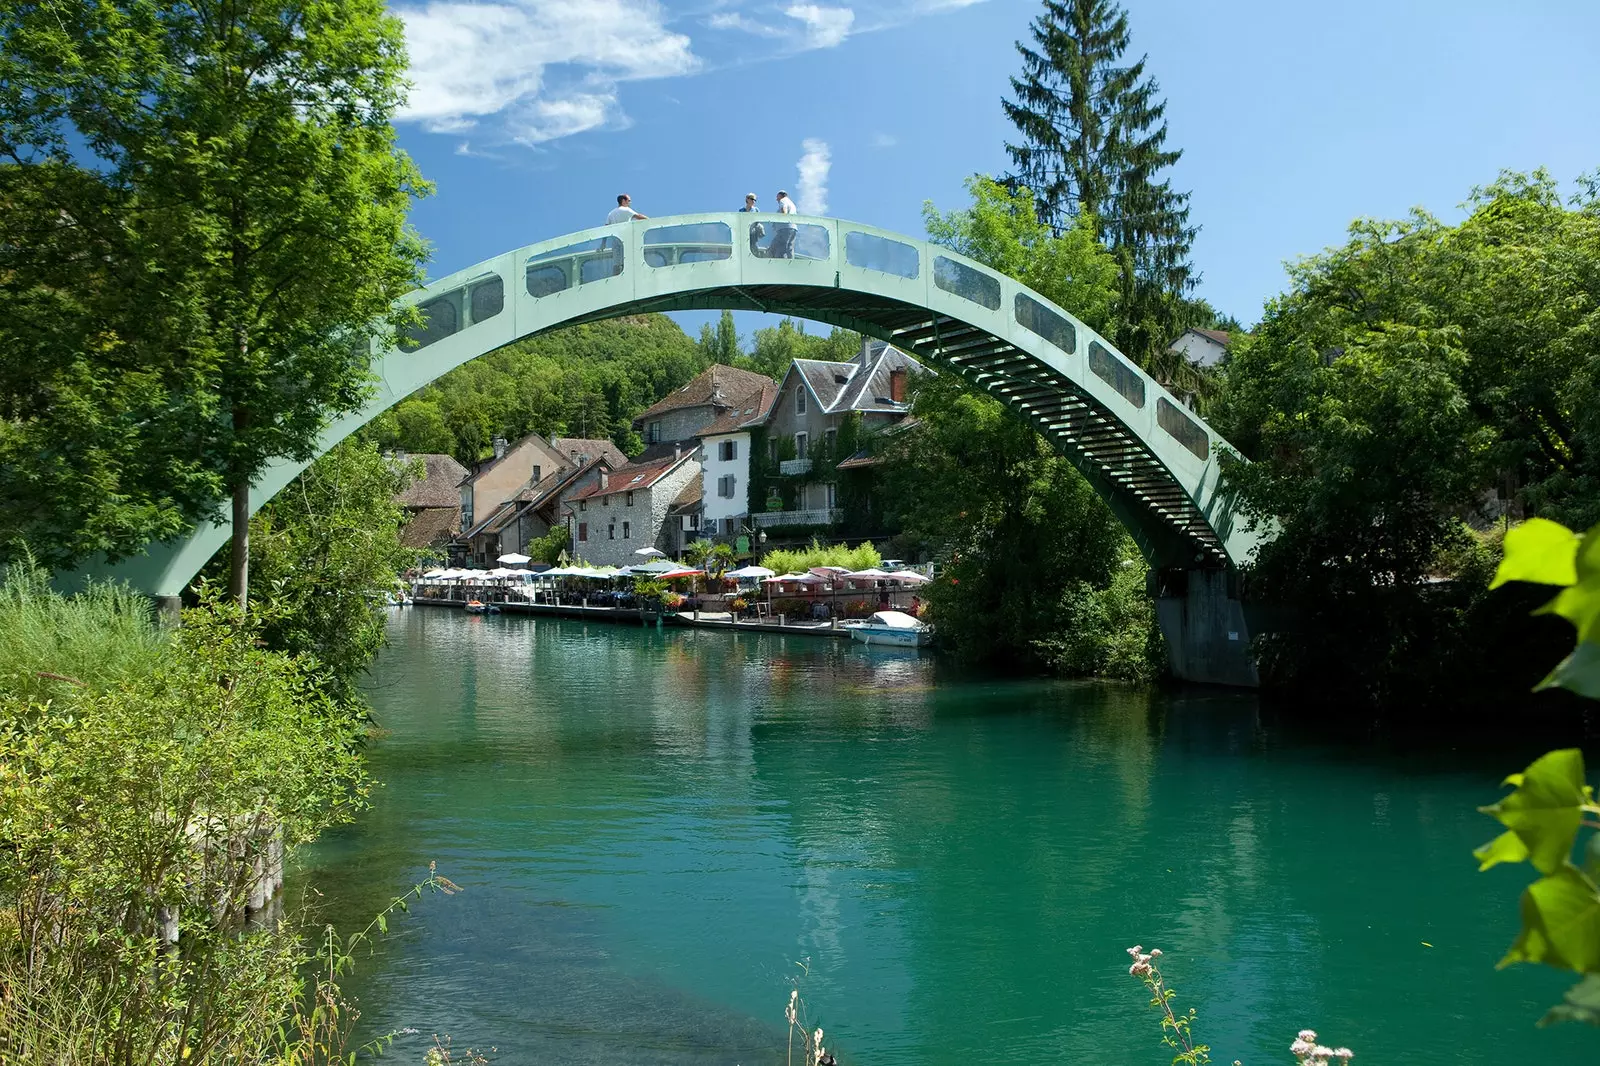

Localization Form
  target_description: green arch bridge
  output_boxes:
[85,212,1265,685]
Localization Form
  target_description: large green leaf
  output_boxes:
[1540,974,1600,1027]
[1536,525,1600,645]
[1474,829,1530,871]
[1501,865,1600,973]
[1492,518,1579,589]
[1479,749,1589,875]
[1537,643,1600,701]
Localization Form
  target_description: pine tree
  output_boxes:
[1002,0,1200,375]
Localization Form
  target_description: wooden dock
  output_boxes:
[409,597,852,640]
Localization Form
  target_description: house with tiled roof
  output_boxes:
[560,446,701,567]
[758,339,928,531]
[550,437,628,470]
[1168,328,1234,368]
[392,452,468,552]
[692,381,778,538]
[459,457,614,565]
[456,433,569,554]
[632,363,774,449]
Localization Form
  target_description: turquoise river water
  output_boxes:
[300,609,1590,1065]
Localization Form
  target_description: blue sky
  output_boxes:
[390,0,1600,332]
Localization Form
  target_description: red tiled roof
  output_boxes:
[565,454,688,502]
[633,364,774,424]
[694,382,778,437]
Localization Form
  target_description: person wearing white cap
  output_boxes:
[740,192,765,256]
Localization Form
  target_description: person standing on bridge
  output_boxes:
[771,190,798,258]
[740,193,765,257]
[606,194,647,224]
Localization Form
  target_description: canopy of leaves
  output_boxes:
[0,0,429,570]
[366,315,707,463]
[200,439,425,706]
[1210,171,1600,705]
[759,540,882,575]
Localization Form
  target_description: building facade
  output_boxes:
[760,339,927,526]
[693,383,777,538]
[561,448,702,567]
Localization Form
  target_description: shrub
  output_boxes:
[0,583,369,1061]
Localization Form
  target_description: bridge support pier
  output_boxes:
[1152,568,1258,688]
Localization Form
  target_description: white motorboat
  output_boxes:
[844,610,932,648]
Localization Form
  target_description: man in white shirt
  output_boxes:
[772,190,798,258]
[606,194,647,225]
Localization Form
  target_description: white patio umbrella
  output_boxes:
[422,568,449,579]
[725,564,776,579]
[634,546,666,558]
[845,568,895,581]
[891,571,931,584]
[497,552,532,565]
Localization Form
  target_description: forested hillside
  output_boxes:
[365,313,860,464]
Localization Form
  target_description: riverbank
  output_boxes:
[407,596,854,639]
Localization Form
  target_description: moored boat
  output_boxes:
[464,600,500,615]
[843,610,931,648]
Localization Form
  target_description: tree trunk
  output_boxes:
[229,402,251,610]
[230,477,250,610]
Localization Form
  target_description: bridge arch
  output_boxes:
[87,213,1262,683]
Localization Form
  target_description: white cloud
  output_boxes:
[707,10,786,37]
[784,4,855,48]
[795,138,831,215]
[397,0,698,143]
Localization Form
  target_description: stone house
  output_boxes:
[393,452,468,553]
[560,447,702,567]
[632,364,774,451]
[759,339,928,528]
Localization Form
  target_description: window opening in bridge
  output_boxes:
[643,222,733,267]
[933,256,1001,310]
[402,291,461,349]
[469,276,504,323]
[1014,293,1075,353]
[845,231,919,278]
[749,222,830,261]
[1158,397,1209,461]
[1088,341,1145,408]
[525,236,623,297]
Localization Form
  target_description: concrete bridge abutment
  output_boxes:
[1152,567,1258,688]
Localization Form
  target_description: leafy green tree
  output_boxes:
[697,310,741,365]
[881,177,1155,677]
[0,0,429,603]
[734,318,860,381]
[923,176,1119,330]
[207,439,423,706]
[1002,0,1199,371]
[364,316,706,464]
[1211,171,1600,706]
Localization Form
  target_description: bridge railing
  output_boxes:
[385,212,1232,531]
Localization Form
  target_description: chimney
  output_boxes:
[674,441,682,460]
[492,436,508,460]
[598,469,609,490]
[889,367,907,403]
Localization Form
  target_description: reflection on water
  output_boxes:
[299,612,1587,1066]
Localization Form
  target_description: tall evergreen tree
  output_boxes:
[1002,0,1199,374]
